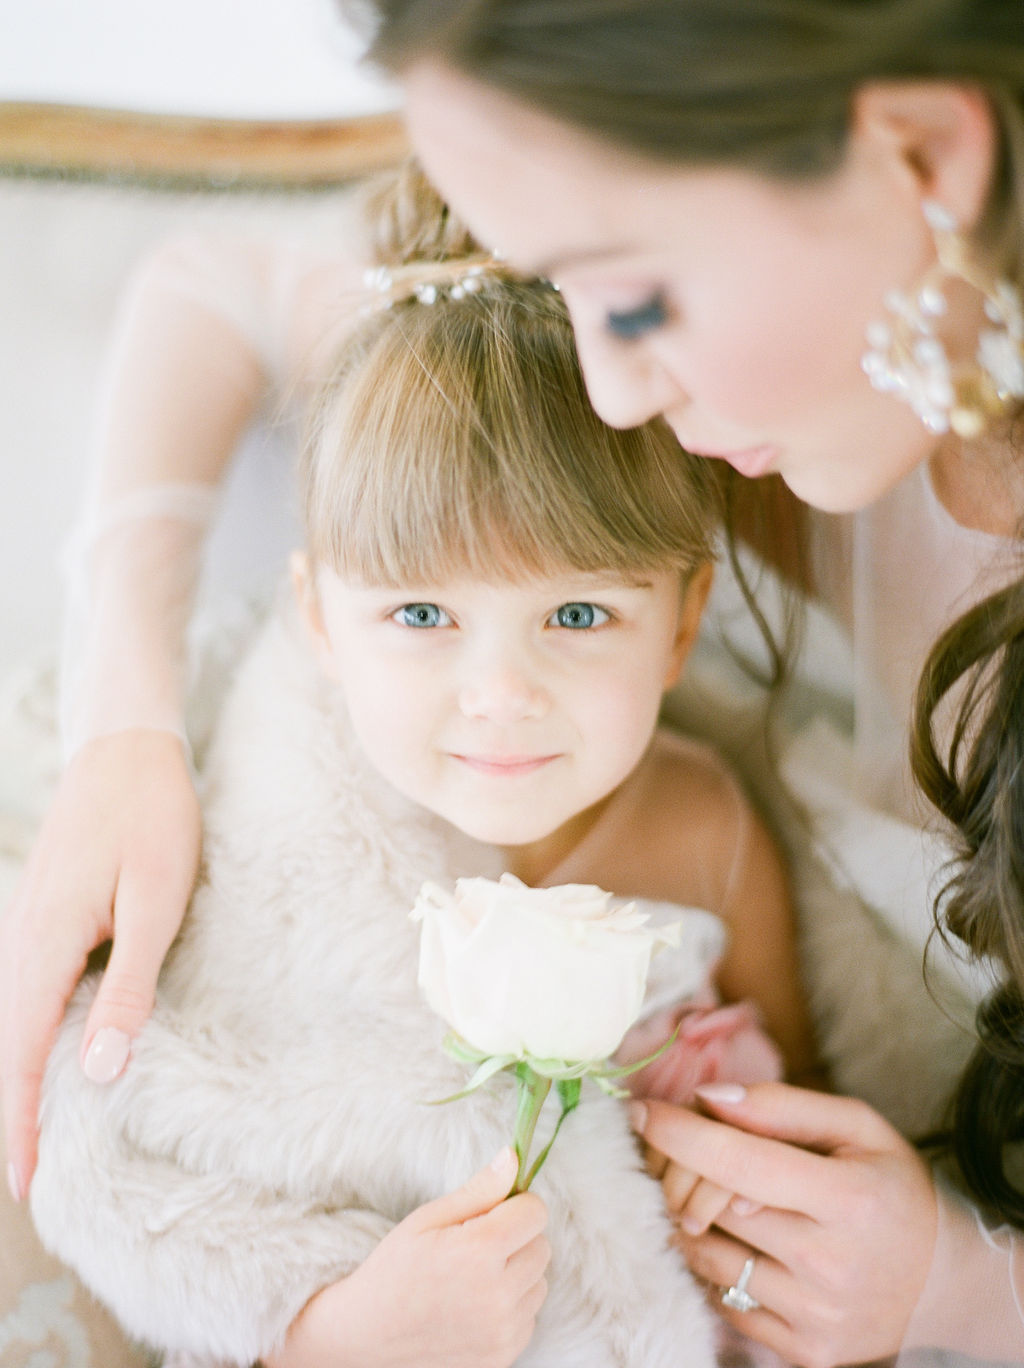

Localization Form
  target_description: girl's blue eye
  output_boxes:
[393,603,451,628]
[605,293,668,341]
[550,602,610,630]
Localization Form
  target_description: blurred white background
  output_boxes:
[0,0,399,674]
[0,0,396,119]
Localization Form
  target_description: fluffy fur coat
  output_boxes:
[30,610,717,1368]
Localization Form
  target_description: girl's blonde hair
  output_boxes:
[301,167,720,589]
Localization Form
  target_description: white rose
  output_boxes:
[410,873,671,1062]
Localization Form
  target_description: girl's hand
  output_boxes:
[1,729,201,1199]
[632,1083,938,1368]
[268,1149,550,1368]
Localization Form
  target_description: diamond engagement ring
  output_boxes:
[721,1255,760,1312]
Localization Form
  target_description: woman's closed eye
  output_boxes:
[393,602,453,628]
[605,292,669,341]
[548,602,611,630]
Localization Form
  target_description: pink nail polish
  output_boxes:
[7,1160,21,1203]
[83,1027,131,1084]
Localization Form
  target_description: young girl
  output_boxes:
[28,181,814,1368]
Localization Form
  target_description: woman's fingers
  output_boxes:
[692,1080,901,1153]
[1,893,94,1195]
[634,1094,830,1216]
[661,1161,700,1214]
[674,1175,735,1235]
[634,1084,901,1219]
[80,853,198,1082]
[1,730,201,1195]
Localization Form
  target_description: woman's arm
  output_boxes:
[0,232,310,1198]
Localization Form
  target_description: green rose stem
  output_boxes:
[432,1028,680,1194]
[511,1063,582,1193]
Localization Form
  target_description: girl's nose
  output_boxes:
[457,664,547,724]
[572,323,686,431]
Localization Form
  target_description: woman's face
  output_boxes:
[403,62,941,513]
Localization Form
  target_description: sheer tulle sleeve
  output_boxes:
[58,231,321,758]
[901,1172,1024,1364]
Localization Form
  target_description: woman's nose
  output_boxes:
[573,325,685,431]
[457,663,547,724]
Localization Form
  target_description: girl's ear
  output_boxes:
[664,560,714,689]
[291,550,339,677]
[850,81,998,232]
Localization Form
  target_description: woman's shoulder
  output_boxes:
[122,224,371,381]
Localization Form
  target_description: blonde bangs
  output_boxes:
[302,283,721,587]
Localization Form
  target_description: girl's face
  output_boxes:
[403,62,941,514]
[297,558,709,880]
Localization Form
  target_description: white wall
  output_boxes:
[0,0,398,119]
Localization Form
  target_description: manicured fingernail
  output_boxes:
[7,1161,22,1203]
[489,1146,517,1174]
[83,1027,131,1084]
[731,1196,762,1217]
[694,1082,746,1106]
[679,1214,703,1236]
[628,1102,648,1132]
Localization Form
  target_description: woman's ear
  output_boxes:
[851,81,999,232]
[664,561,714,689]
[291,550,338,677]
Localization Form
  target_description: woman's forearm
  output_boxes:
[60,234,270,755]
[905,1173,1024,1360]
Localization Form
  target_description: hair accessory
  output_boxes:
[361,259,503,313]
[861,200,1024,438]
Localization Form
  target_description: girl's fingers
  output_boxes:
[642,1141,668,1181]
[675,1176,734,1235]
[516,1274,549,1322]
[662,1161,700,1214]
[504,1230,552,1295]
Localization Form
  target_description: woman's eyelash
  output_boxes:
[605,293,668,340]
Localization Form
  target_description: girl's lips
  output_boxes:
[454,755,558,776]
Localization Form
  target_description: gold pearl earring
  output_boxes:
[862,200,1024,438]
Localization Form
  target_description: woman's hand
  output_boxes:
[1,729,201,1199]
[267,1149,550,1368]
[632,1083,938,1368]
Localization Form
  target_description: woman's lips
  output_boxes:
[688,443,779,479]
